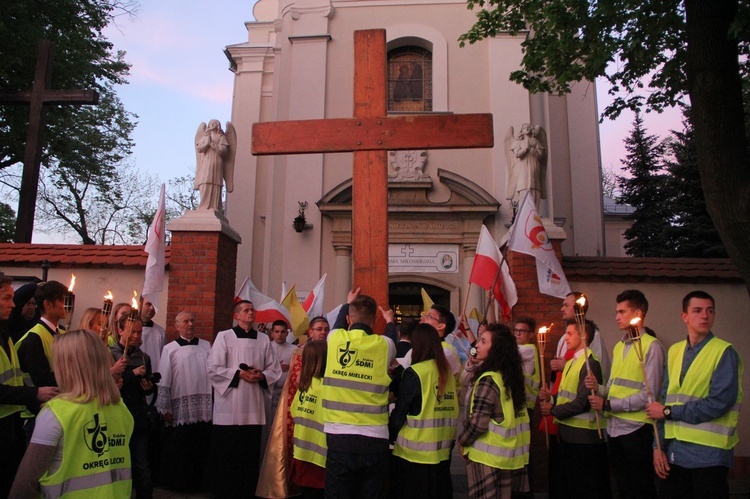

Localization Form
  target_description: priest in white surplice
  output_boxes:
[207,300,281,499]
[156,311,212,493]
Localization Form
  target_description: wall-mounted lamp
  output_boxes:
[293,201,312,233]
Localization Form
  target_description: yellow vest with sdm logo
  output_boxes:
[664,336,743,450]
[292,376,327,468]
[39,397,134,498]
[393,359,458,464]
[322,329,391,426]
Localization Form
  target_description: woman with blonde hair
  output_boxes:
[289,340,328,498]
[77,308,126,379]
[108,302,131,344]
[10,329,134,498]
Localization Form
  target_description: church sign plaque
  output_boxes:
[389,244,459,273]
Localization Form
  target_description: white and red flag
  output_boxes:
[507,191,571,298]
[301,273,326,319]
[468,225,517,321]
[235,277,291,328]
[142,183,166,314]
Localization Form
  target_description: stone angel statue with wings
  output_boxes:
[504,123,548,208]
[195,120,237,211]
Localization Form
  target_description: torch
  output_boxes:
[537,323,553,448]
[100,291,113,344]
[122,291,140,359]
[64,275,76,330]
[627,317,663,453]
[574,295,603,438]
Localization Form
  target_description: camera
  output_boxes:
[145,372,161,384]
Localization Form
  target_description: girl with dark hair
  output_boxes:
[389,323,459,499]
[289,340,328,499]
[457,323,531,499]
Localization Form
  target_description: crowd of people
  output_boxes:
[0,272,743,499]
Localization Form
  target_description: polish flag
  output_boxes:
[468,225,517,321]
[235,277,291,328]
[301,273,326,319]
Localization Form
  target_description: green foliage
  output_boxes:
[459,0,695,120]
[0,0,136,170]
[663,111,728,257]
[617,112,675,257]
[0,203,16,242]
[0,0,140,242]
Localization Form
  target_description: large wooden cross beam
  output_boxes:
[0,41,99,243]
[252,29,494,323]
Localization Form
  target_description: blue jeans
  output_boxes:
[324,434,389,499]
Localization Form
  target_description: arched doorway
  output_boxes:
[388,281,449,323]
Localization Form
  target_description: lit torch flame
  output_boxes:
[576,296,587,309]
[68,275,76,293]
[104,291,113,301]
[630,317,642,327]
[131,290,139,310]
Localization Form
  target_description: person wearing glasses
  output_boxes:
[405,305,461,378]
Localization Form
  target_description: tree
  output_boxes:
[601,165,620,200]
[0,203,15,242]
[618,113,675,257]
[664,111,729,257]
[0,0,138,240]
[460,0,750,292]
[37,161,157,245]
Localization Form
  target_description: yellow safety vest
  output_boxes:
[0,337,26,419]
[664,337,743,450]
[556,352,606,431]
[518,343,541,410]
[322,329,391,425]
[464,371,530,470]
[291,376,327,468]
[393,359,458,464]
[608,334,660,424]
[39,397,134,498]
[16,322,64,373]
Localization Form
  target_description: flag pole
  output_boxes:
[460,282,473,317]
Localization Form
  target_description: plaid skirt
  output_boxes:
[466,461,530,499]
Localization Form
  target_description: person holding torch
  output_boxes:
[586,289,665,499]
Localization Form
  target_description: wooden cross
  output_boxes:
[252,29,494,322]
[0,41,99,243]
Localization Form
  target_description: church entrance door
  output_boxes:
[388,282,449,324]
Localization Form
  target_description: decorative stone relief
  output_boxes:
[388,150,430,181]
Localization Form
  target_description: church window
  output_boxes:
[388,46,432,112]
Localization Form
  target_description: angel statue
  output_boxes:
[195,120,237,211]
[504,123,547,208]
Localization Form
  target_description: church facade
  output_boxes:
[224,0,605,316]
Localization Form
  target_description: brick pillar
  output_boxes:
[506,221,568,494]
[165,211,241,343]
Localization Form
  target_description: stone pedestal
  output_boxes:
[166,210,241,343]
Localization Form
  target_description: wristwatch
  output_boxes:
[663,406,672,420]
[603,399,612,412]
